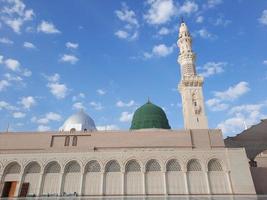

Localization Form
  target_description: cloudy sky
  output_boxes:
[0,0,267,136]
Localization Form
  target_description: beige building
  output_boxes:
[0,21,256,197]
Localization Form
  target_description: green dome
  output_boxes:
[130,101,171,130]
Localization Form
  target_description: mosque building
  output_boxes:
[0,21,257,197]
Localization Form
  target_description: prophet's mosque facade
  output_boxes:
[0,22,258,197]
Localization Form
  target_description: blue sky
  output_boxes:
[0,0,267,137]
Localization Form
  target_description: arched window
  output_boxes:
[166,159,181,171]
[25,162,41,174]
[85,160,101,172]
[5,162,21,174]
[146,159,161,172]
[125,160,141,172]
[105,160,120,172]
[64,161,81,173]
[72,136,77,146]
[208,159,223,171]
[187,159,202,171]
[65,136,70,146]
[70,128,76,133]
[45,161,61,173]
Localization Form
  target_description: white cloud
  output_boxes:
[22,68,32,77]
[66,42,79,49]
[217,102,267,135]
[23,41,36,49]
[213,15,231,27]
[35,112,62,124]
[37,21,60,34]
[72,93,85,101]
[199,62,226,77]
[37,125,50,132]
[4,58,20,71]
[197,28,216,39]
[206,98,229,111]
[45,73,60,82]
[115,3,139,26]
[72,102,85,110]
[59,54,79,64]
[259,10,267,25]
[116,100,135,107]
[0,55,3,64]
[115,30,129,39]
[90,101,103,110]
[97,89,106,95]
[263,60,267,65]
[214,81,250,101]
[178,1,198,15]
[115,3,139,41]
[0,101,17,111]
[205,0,222,8]
[97,124,119,131]
[0,37,14,45]
[145,43,174,58]
[196,16,204,23]
[119,111,133,122]
[206,82,250,112]
[1,0,34,33]
[0,80,10,91]
[47,82,68,99]
[4,73,23,82]
[158,27,170,35]
[144,0,177,25]
[20,96,36,109]
[13,112,26,118]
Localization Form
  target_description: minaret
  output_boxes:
[177,21,208,129]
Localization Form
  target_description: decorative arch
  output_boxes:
[3,161,21,175]
[105,160,121,172]
[42,161,61,195]
[22,161,42,196]
[83,160,102,195]
[166,159,185,194]
[145,159,164,194]
[208,159,223,171]
[187,159,202,171]
[104,160,122,195]
[124,159,143,195]
[145,159,161,172]
[187,159,207,194]
[62,160,81,195]
[207,158,230,194]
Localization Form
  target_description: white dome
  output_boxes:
[59,110,97,132]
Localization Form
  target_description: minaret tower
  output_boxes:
[177,21,208,129]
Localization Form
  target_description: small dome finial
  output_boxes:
[180,16,184,24]
[147,97,151,103]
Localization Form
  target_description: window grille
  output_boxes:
[187,159,202,171]
[166,159,181,171]
[25,162,41,173]
[146,159,161,172]
[126,160,141,172]
[65,161,81,173]
[45,162,60,173]
[72,136,78,146]
[6,163,21,174]
[208,159,223,171]
[85,161,101,172]
[64,136,70,146]
[105,160,120,172]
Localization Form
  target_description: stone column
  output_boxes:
[0,173,3,197]
[100,172,104,195]
[79,171,84,196]
[37,173,44,196]
[58,172,64,196]
[226,171,233,194]
[121,172,125,195]
[14,172,24,197]
[142,171,146,195]
[205,171,211,194]
[163,171,167,195]
[183,171,189,194]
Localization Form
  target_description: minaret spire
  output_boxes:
[177,20,208,129]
